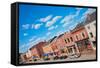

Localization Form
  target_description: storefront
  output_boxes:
[66,44,80,58]
[76,39,92,52]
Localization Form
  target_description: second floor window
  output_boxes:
[70,37,73,42]
[88,26,90,29]
[65,39,67,43]
[82,32,85,38]
[67,38,70,42]
[76,35,78,40]
[90,32,93,38]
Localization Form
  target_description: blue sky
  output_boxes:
[19,4,96,53]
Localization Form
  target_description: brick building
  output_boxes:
[63,32,80,56]
[29,42,47,59]
[23,12,96,61]
[71,23,91,52]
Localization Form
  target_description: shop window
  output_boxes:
[93,41,96,47]
[68,48,73,53]
[61,49,65,53]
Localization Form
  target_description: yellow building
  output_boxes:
[43,44,53,54]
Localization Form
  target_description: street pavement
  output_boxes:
[25,50,96,64]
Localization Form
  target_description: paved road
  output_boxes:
[25,50,96,64]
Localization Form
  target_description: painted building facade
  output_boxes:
[84,12,96,50]
[71,23,92,52]
[30,47,40,58]
[42,44,53,54]
[22,11,96,61]
[63,32,80,56]
[29,42,47,59]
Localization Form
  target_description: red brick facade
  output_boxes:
[30,42,46,58]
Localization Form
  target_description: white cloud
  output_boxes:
[61,15,75,27]
[56,31,64,36]
[20,37,46,53]
[61,15,73,24]
[48,25,58,30]
[32,23,43,29]
[46,16,62,27]
[75,8,83,16]
[33,38,41,44]
[40,15,53,22]
[20,44,26,50]
[46,32,51,36]
[48,26,54,30]
[31,24,35,29]
[83,8,96,16]
[22,24,30,29]
[62,22,69,27]
[80,8,96,22]
[19,44,28,53]
[80,15,86,22]
[35,23,42,29]
[75,8,83,11]
[69,23,78,30]
[29,36,37,42]
[23,33,28,36]
[21,38,42,50]
[41,37,46,40]
[28,37,46,49]
[55,25,58,29]
[61,8,82,27]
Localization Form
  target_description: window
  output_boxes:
[87,26,90,29]
[65,39,67,43]
[61,49,65,53]
[90,32,93,38]
[70,37,73,42]
[67,38,70,42]
[76,35,78,40]
[68,48,73,53]
[82,32,85,38]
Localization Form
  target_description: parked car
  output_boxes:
[59,55,67,59]
[43,54,50,61]
[32,56,40,61]
[53,55,59,60]
[68,52,81,59]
